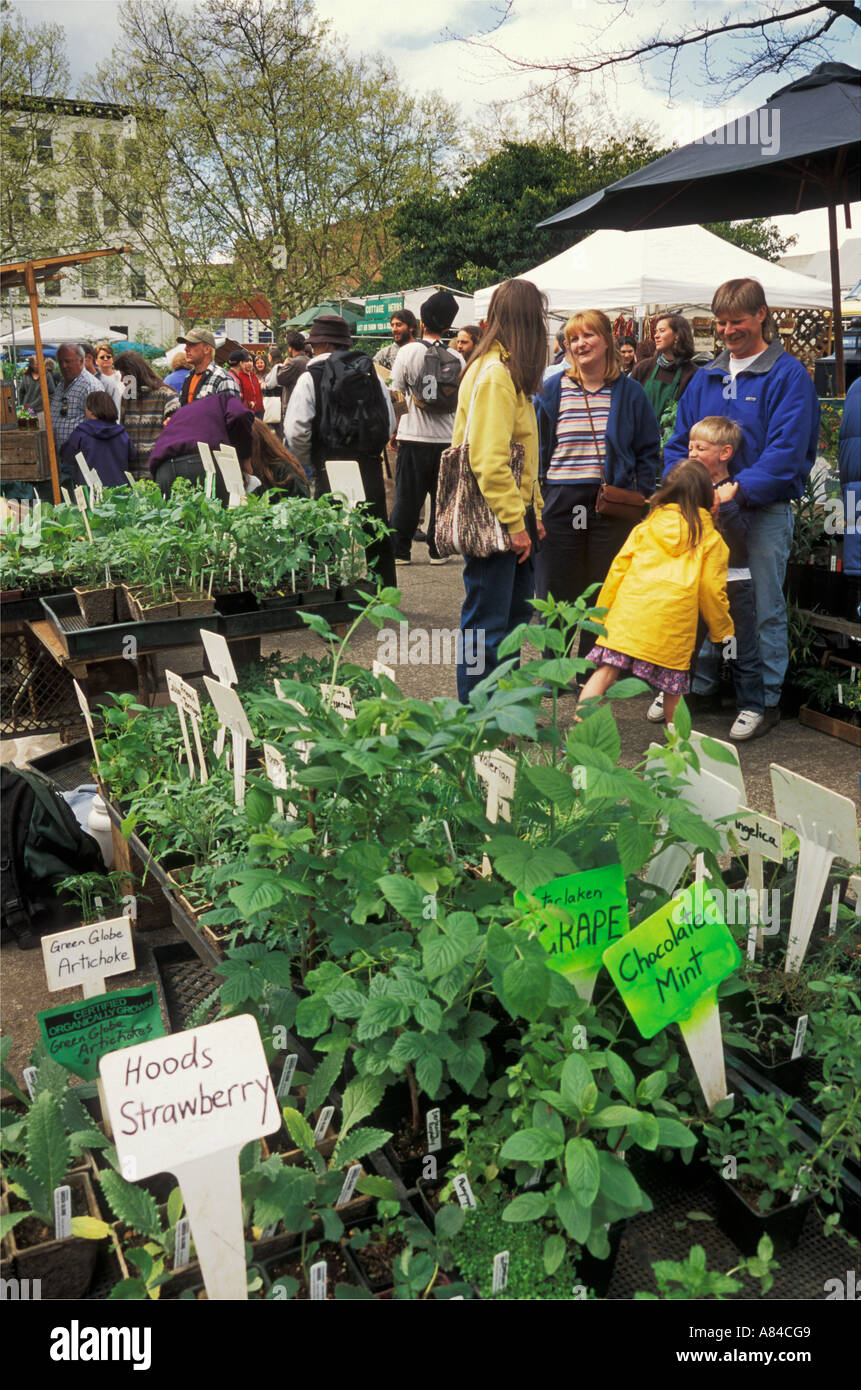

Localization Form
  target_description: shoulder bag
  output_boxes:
[581,385,648,524]
[434,360,526,559]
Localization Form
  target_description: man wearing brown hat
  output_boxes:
[389,290,463,565]
[284,313,396,587]
[175,328,241,407]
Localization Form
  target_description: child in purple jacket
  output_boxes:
[61,391,137,488]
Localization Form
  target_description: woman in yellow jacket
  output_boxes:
[449,279,548,701]
[577,458,734,726]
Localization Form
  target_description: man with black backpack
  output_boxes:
[389,290,464,566]
[284,314,396,587]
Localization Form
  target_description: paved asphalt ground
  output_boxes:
[3,551,858,1083]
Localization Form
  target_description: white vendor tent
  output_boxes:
[473,225,835,319]
[0,315,125,347]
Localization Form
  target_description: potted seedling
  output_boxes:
[2,1089,112,1298]
[98,1168,200,1299]
[705,1093,816,1255]
[634,1236,779,1299]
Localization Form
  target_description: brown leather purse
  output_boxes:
[581,387,648,523]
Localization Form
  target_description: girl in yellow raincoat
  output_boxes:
[577,458,734,727]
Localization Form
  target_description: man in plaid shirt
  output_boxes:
[174,329,241,407]
[51,344,101,464]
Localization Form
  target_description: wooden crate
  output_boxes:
[0,383,17,428]
[0,428,51,480]
[798,705,861,747]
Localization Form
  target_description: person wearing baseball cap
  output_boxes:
[175,328,240,408]
[227,349,264,417]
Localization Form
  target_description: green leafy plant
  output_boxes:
[634,1236,779,1299]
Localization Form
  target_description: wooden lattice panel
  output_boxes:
[772,308,830,375]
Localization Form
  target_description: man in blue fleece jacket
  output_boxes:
[664,277,820,731]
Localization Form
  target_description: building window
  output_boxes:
[124,138,138,169]
[129,256,146,299]
[104,256,124,297]
[72,131,91,163]
[40,192,56,221]
[77,193,95,232]
[100,134,117,167]
[81,262,99,299]
[128,202,143,229]
[102,197,119,232]
[36,130,53,164]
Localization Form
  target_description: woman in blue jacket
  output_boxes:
[533,309,661,653]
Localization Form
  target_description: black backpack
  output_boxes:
[409,340,462,414]
[0,765,104,949]
[311,350,391,459]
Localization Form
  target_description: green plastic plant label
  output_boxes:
[37,985,165,1081]
[516,863,630,975]
[601,883,741,1039]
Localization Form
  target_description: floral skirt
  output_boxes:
[586,644,690,695]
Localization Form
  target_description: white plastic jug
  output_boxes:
[87,794,114,867]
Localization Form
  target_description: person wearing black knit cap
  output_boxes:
[389,289,464,566]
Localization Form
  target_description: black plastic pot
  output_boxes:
[714,1176,812,1256]
[214,589,259,615]
[575,1219,626,1298]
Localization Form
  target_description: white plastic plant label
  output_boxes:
[197,441,217,495]
[828,883,841,936]
[452,1174,476,1208]
[372,659,397,685]
[728,809,783,862]
[22,1066,38,1101]
[203,677,253,739]
[309,1260,327,1301]
[174,1216,191,1270]
[426,1108,441,1155]
[213,444,245,503]
[73,485,94,541]
[99,1015,280,1176]
[324,459,365,509]
[263,742,287,817]
[200,629,237,687]
[770,765,859,973]
[275,1053,298,1100]
[791,1015,809,1060]
[61,486,73,505]
[492,1250,509,1293]
[99,1015,281,1302]
[54,1184,71,1239]
[321,683,356,720]
[336,1163,362,1208]
[313,1105,335,1144]
[41,916,134,995]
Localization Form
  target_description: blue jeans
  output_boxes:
[693,578,764,712]
[457,550,535,702]
[745,502,794,709]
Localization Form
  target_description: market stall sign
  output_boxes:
[355,293,404,335]
[515,863,629,999]
[99,1015,280,1301]
[38,985,164,1081]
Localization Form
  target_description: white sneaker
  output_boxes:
[647,691,665,722]
[395,556,412,566]
[429,555,449,566]
[729,709,764,741]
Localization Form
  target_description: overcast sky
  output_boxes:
[14,0,860,256]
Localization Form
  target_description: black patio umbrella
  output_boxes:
[539,63,861,392]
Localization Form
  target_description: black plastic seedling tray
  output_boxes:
[38,586,365,660]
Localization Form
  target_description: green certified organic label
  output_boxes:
[601,883,741,1039]
[38,985,165,1080]
[516,863,630,975]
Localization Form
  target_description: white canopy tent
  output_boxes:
[0,315,125,347]
[473,225,835,319]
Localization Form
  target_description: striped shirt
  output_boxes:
[546,378,611,484]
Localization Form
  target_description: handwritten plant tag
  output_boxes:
[166,668,208,782]
[321,683,356,720]
[515,864,629,981]
[41,916,134,995]
[38,985,164,1081]
[602,883,741,1041]
[201,629,238,687]
[727,809,783,862]
[100,1015,281,1302]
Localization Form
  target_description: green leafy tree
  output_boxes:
[705,217,797,263]
[81,0,460,328]
[0,2,71,263]
[373,134,665,294]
